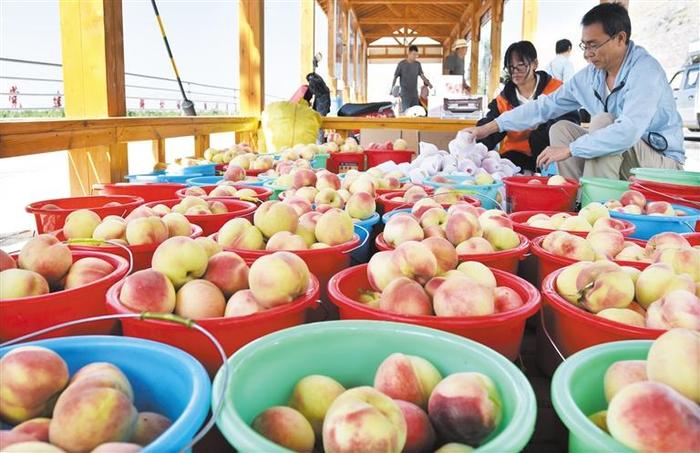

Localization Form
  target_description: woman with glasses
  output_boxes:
[466,3,684,180]
[475,41,580,172]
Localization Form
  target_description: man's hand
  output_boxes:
[536,146,572,169]
[461,122,499,140]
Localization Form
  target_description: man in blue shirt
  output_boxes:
[466,3,684,180]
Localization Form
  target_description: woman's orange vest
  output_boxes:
[495,78,563,156]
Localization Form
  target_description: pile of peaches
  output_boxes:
[525,202,613,232]
[251,353,502,453]
[0,347,171,452]
[180,184,259,200]
[605,189,687,217]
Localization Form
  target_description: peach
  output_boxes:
[367,251,403,292]
[526,213,551,225]
[49,386,137,452]
[0,431,37,450]
[68,362,133,401]
[456,261,496,288]
[295,186,319,203]
[433,443,474,453]
[645,201,674,216]
[315,209,354,246]
[579,269,634,313]
[283,196,313,217]
[635,263,696,308]
[559,215,593,232]
[620,204,643,215]
[615,243,650,262]
[578,202,609,226]
[619,190,646,209]
[597,308,645,327]
[194,236,222,258]
[209,185,238,197]
[494,286,524,312]
[316,172,341,190]
[404,186,428,203]
[357,290,381,309]
[64,257,114,290]
[546,175,566,185]
[384,214,424,247]
[586,228,625,260]
[0,347,68,424]
[433,276,495,316]
[374,353,442,409]
[184,205,211,215]
[266,231,309,250]
[17,235,72,287]
[124,206,156,222]
[63,209,102,239]
[224,289,263,317]
[422,237,458,275]
[292,168,317,189]
[483,226,520,251]
[11,418,51,442]
[411,199,441,219]
[0,249,16,271]
[253,201,299,239]
[92,442,142,452]
[393,241,438,284]
[646,328,700,403]
[130,412,171,446]
[428,372,502,445]
[604,199,623,210]
[175,195,208,213]
[314,188,344,208]
[606,381,700,452]
[592,217,627,232]
[323,386,407,453]
[646,290,700,330]
[208,200,229,215]
[92,217,127,242]
[0,269,50,300]
[288,375,346,436]
[2,441,65,452]
[217,218,264,250]
[125,217,168,246]
[603,360,647,403]
[447,203,480,218]
[646,232,691,254]
[420,207,447,229]
[588,410,609,433]
[455,237,494,255]
[543,231,595,261]
[119,269,176,313]
[545,212,569,229]
[444,212,481,246]
[235,188,258,199]
[379,277,433,316]
[424,276,446,298]
[150,204,171,216]
[395,400,436,453]
[175,279,226,319]
[423,225,447,239]
[252,406,315,453]
[296,211,320,246]
[336,189,352,203]
[249,251,310,308]
[224,164,246,182]
[654,247,700,282]
[555,261,594,304]
[433,188,460,205]
[345,192,376,220]
[348,177,376,196]
[184,186,207,197]
[203,251,249,297]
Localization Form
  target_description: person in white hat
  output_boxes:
[444,38,471,93]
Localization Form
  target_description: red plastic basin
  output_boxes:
[377,191,481,213]
[327,152,366,173]
[1,249,129,341]
[145,198,257,236]
[175,184,272,202]
[374,232,530,275]
[93,183,185,202]
[55,225,203,273]
[509,210,636,241]
[503,176,580,212]
[530,236,650,286]
[106,275,319,375]
[682,232,700,245]
[540,268,665,358]
[630,179,700,210]
[365,149,414,167]
[327,264,540,361]
[26,196,145,234]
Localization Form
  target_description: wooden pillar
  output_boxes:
[469,13,480,93]
[194,135,210,158]
[489,0,503,97]
[300,0,315,84]
[239,0,264,117]
[522,0,538,42]
[361,40,368,102]
[151,139,165,166]
[327,0,337,97]
[341,11,350,102]
[59,0,127,196]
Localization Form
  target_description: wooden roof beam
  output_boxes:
[359,18,456,25]
[352,0,467,4]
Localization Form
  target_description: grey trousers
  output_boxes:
[549,113,682,180]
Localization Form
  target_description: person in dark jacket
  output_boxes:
[477,41,580,172]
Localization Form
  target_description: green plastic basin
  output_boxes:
[551,340,651,452]
[631,168,700,186]
[212,320,537,453]
[580,177,630,207]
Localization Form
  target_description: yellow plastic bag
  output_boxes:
[261,100,322,153]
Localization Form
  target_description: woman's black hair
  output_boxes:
[503,41,538,69]
[408,45,419,53]
[581,3,631,43]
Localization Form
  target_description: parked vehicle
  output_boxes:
[671,40,700,131]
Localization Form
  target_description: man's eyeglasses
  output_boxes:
[579,34,617,53]
[505,62,530,74]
